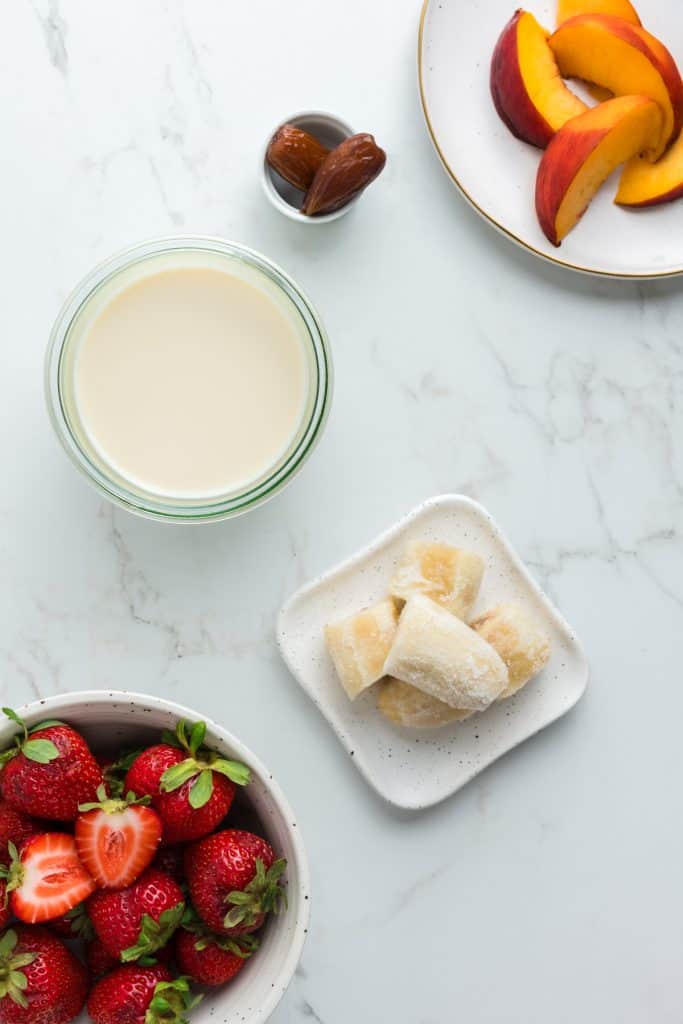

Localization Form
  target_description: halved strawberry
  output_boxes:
[0,833,96,924]
[75,785,162,890]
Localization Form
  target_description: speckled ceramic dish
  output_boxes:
[277,495,588,810]
[0,691,310,1024]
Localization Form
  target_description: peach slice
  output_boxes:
[556,0,641,27]
[617,132,683,206]
[585,84,613,102]
[535,95,663,245]
[556,1,640,101]
[549,15,683,158]
[491,10,587,149]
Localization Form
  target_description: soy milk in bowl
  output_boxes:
[46,239,331,521]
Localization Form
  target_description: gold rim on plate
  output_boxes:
[417,0,683,281]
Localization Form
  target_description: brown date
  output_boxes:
[302,133,386,217]
[266,124,330,192]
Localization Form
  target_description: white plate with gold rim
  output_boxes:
[277,495,588,810]
[418,0,683,279]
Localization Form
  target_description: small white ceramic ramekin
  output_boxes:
[262,110,357,223]
[2,691,310,1024]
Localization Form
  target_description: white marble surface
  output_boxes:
[2,1,683,1021]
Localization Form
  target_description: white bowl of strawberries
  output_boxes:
[0,692,310,1024]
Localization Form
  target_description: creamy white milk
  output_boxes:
[67,252,311,500]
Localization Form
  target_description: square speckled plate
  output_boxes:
[277,495,588,809]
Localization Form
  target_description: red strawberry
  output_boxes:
[0,834,96,924]
[0,926,88,1024]
[150,847,185,886]
[85,938,120,979]
[98,750,144,800]
[0,885,9,931]
[0,710,102,821]
[124,720,250,845]
[86,939,175,980]
[75,785,162,889]
[46,902,94,941]
[175,915,257,986]
[185,830,286,936]
[88,965,200,1024]
[0,803,39,863]
[88,868,185,963]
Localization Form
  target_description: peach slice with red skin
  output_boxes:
[491,9,587,149]
[617,132,683,206]
[556,0,641,101]
[549,15,683,158]
[556,0,640,27]
[536,95,663,246]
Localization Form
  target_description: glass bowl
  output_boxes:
[45,236,332,523]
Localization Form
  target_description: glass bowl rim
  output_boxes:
[45,235,333,524]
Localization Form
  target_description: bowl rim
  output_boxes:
[6,690,311,1024]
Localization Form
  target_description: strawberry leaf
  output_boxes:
[6,983,28,1009]
[161,761,199,793]
[0,930,17,958]
[176,720,191,753]
[146,977,202,1024]
[22,739,59,764]
[189,721,206,757]
[65,903,94,940]
[209,759,251,787]
[223,858,287,929]
[28,719,65,732]
[117,748,145,772]
[3,844,24,898]
[9,957,34,971]
[101,749,144,798]
[2,710,24,729]
[188,770,213,810]
[121,901,185,962]
[196,933,258,957]
[0,931,36,1009]
[79,787,151,814]
[161,729,183,750]
[0,710,27,763]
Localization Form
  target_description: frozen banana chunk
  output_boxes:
[377,677,472,730]
[325,599,399,701]
[471,602,551,699]
[383,595,508,711]
[388,541,484,619]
